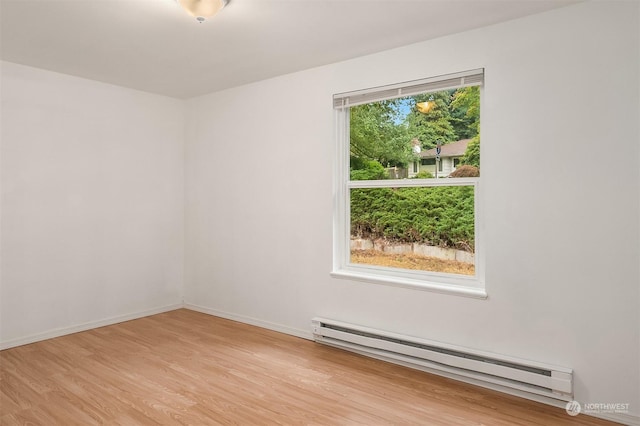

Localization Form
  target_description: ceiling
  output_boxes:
[1,0,577,99]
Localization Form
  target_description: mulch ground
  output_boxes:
[351,249,474,275]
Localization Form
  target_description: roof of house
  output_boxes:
[420,139,471,158]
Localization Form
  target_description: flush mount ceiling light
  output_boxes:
[177,0,229,23]
[416,101,435,114]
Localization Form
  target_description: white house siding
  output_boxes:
[441,157,455,176]
[419,157,459,177]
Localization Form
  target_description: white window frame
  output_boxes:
[331,69,486,299]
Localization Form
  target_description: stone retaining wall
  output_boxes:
[350,238,474,264]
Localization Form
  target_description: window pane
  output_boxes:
[349,87,480,181]
[350,186,475,276]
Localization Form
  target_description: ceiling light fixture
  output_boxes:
[177,0,229,23]
[416,101,435,114]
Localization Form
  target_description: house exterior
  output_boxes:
[409,139,470,178]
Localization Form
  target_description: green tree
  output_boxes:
[450,86,480,167]
[405,91,457,150]
[450,87,479,139]
[349,88,481,172]
[350,100,411,169]
[461,136,480,168]
[450,86,480,135]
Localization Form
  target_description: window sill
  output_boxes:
[330,269,487,299]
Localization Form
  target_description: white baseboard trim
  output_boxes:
[0,303,183,350]
[183,303,313,341]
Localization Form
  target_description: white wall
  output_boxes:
[0,62,185,346]
[185,1,639,418]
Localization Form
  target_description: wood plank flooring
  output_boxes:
[0,309,618,425]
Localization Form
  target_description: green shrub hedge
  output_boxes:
[350,186,475,251]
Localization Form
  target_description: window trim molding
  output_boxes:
[330,269,487,299]
[332,70,486,298]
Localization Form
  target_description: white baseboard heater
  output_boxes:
[311,317,573,401]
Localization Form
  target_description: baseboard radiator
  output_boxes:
[311,317,573,401]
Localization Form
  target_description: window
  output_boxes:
[454,158,461,168]
[332,69,485,298]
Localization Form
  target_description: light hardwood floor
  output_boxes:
[1,309,618,425]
